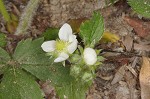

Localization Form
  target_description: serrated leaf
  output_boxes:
[13,38,51,65]
[0,47,10,63]
[22,63,73,86]
[80,12,104,47]
[0,68,44,99]
[0,33,7,47]
[22,62,88,99]
[43,28,59,41]
[0,47,10,74]
[128,0,150,18]
[12,38,90,99]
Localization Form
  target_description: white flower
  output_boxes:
[83,48,97,65]
[41,23,78,62]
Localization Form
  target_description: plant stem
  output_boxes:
[0,0,11,22]
[15,0,40,35]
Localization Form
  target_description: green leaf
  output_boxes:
[13,38,51,65]
[128,0,150,18]
[22,63,73,86]
[0,47,10,63]
[12,38,90,99]
[13,38,73,84]
[22,63,90,99]
[43,28,59,41]
[56,80,91,99]
[0,47,10,74]
[0,33,7,47]
[0,68,44,99]
[80,12,104,47]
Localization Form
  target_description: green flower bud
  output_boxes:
[70,65,81,77]
[82,72,93,82]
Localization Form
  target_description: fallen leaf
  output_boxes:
[122,34,133,52]
[68,18,87,33]
[134,43,150,51]
[125,71,138,99]
[111,65,125,85]
[116,81,130,99]
[124,16,150,38]
[140,57,150,99]
[126,65,138,77]
[101,31,120,43]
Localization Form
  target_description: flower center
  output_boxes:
[56,40,68,52]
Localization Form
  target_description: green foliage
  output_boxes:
[0,33,7,47]
[0,48,10,63]
[13,38,46,64]
[43,28,59,41]
[128,0,150,18]
[0,47,10,74]
[56,79,91,99]
[0,38,90,99]
[0,0,18,33]
[80,12,104,47]
[0,0,11,22]
[0,68,43,99]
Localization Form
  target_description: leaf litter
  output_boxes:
[0,0,150,99]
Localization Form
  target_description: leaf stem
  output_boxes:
[15,0,40,35]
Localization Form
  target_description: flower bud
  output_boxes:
[83,48,97,65]
[82,72,93,82]
[70,65,81,77]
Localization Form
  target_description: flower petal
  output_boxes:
[67,38,78,54]
[69,34,76,43]
[54,52,69,62]
[41,41,56,52]
[83,48,97,65]
[59,23,73,41]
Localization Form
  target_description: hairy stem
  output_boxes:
[0,0,11,22]
[15,0,40,35]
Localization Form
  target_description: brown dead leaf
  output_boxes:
[134,43,150,52]
[68,18,87,33]
[116,81,130,99]
[111,65,125,85]
[123,16,150,38]
[126,65,138,77]
[125,71,138,99]
[122,34,133,52]
[140,57,150,99]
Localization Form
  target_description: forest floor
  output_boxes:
[1,0,150,99]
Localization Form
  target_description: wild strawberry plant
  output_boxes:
[0,11,104,99]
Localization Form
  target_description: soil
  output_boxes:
[1,0,150,99]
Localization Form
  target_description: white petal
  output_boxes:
[59,23,73,41]
[41,41,56,52]
[69,34,76,43]
[54,52,69,62]
[83,48,97,65]
[67,38,78,54]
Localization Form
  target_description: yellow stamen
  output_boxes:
[56,40,68,52]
